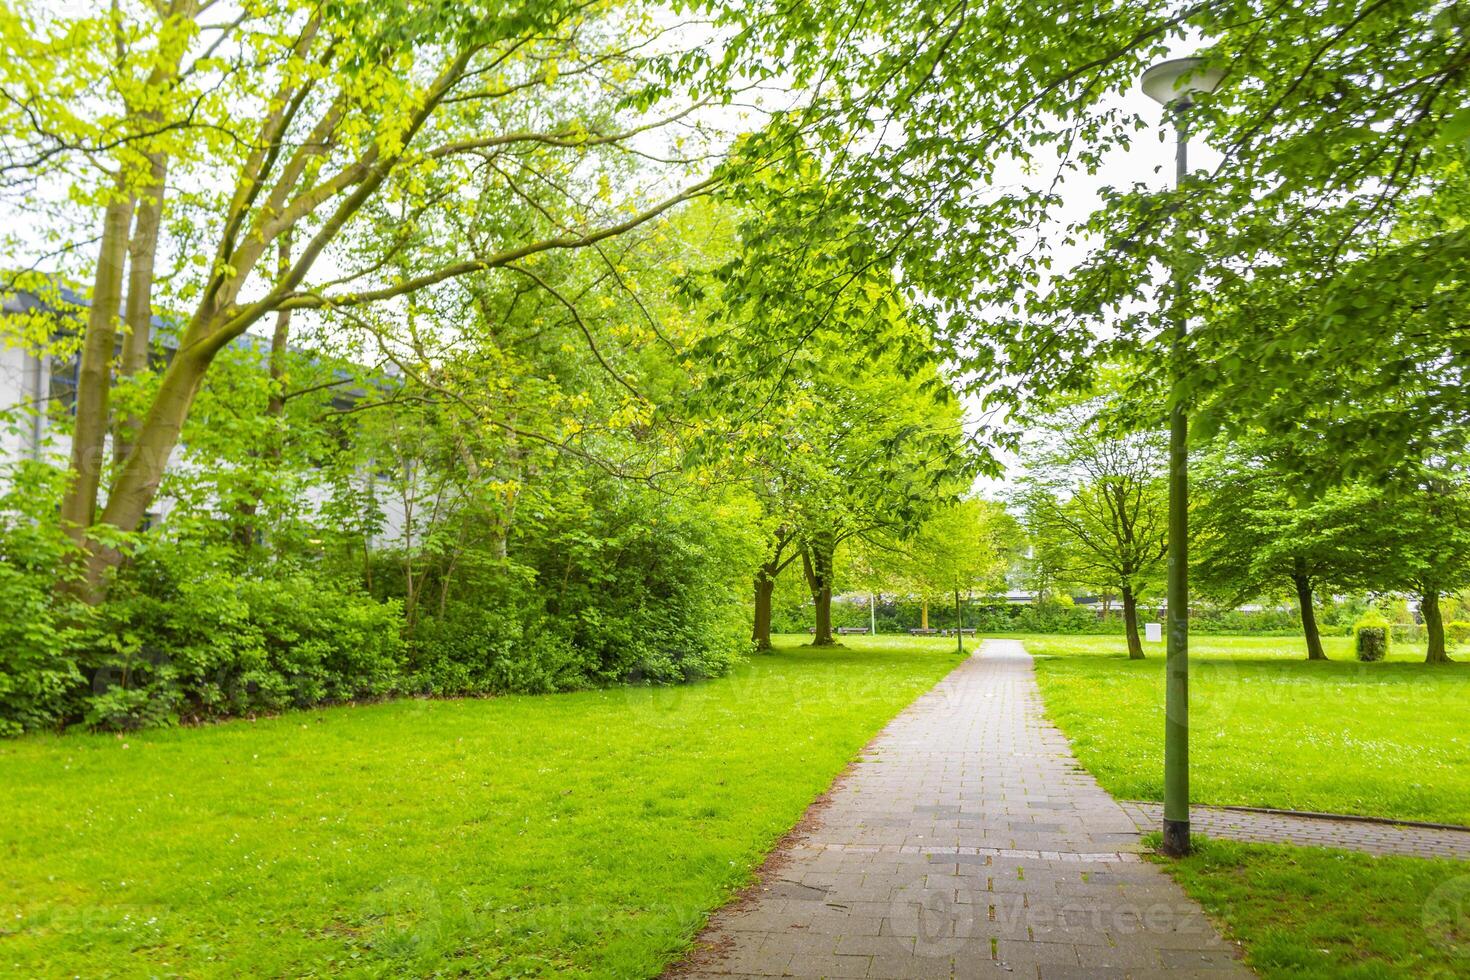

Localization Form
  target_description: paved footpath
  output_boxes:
[673,640,1250,979]
[1118,801,1470,861]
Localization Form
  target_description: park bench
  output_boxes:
[836,626,869,635]
[940,628,978,637]
[908,628,940,636]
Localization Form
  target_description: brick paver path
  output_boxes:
[1118,801,1470,861]
[673,640,1250,979]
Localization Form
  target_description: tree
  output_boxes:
[1017,404,1167,658]
[1365,468,1470,665]
[1193,449,1382,661]
[2,0,732,599]
[721,1,1464,437]
[886,497,1014,653]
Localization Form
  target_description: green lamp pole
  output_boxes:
[1140,55,1222,858]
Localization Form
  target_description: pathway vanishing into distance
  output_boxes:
[671,640,1251,979]
[1118,801,1470,861]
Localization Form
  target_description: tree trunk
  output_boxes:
[752,569,775,651]
[86,344,210,595]
[1423,586,1450,664]
[60,189,135,549]
[1121,585,1144,659]
[920,599,929,630]
[1292,558,1327,661]
[802,540,835,646]
[954,589,963,655]
[113,157,168,465]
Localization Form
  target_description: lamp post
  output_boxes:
[1140,56,1221,859]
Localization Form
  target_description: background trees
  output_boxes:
[1016,403,1168,658]
[882,498,1015,651]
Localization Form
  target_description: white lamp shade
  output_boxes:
[1141,57,1223,105]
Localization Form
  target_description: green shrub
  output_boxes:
[404,477,756,696]
[1390,622,1424,644]
[1446,621,1470,648]
[82,539,404,730]
[1,469,753,735]
[1353,610,1392,662]
[407,598,591,696]
[0,464,89,735]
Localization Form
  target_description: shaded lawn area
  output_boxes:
[0,636,959,978]
[1155,838,1470,979]
[1023,634,1470,825]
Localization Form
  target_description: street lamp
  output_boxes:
[1141,55,1220,859]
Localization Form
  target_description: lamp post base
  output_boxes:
[1160,818,1191,857]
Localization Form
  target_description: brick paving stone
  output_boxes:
[1117,800,1470,861]
[669,640,1251,978]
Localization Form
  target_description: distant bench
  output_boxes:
[806,627,871,635]
[909,627,977,636]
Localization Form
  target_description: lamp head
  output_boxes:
[1141,56,1223,107]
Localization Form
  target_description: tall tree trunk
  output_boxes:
[59,189,135,550]
[920,599,929,630]
[113,157,168,465]
[1423,586,1450,664]
[802,539,835,646]
[1121,584,1144,660]
[752,568,775,651]
[87,345,210,592]
[1292,558,1327,661]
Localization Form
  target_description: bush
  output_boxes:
[1191,606,1302,634]
[404,478,756,696]
[1390,622,1425,644]
[81,539,404,730]
[0,462,95,735]
[1353,610,1392,662]
[1446,621,1470,648]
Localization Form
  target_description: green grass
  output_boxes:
[0,636,960,978]
[1154,838,1470,979]
[1023,633,1470,824]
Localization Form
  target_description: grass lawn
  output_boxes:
[1022,633,1470,824]
[0,635,959,978]
[1154,837,1470,979]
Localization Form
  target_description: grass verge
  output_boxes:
[1154,838,1470,979]
[1023,633,1470,824]
[0,636,958,978]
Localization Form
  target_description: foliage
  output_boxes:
[968,600,1102,636]
[0,637,957,977]
[0,461,88,735]
[83,538,405,731]
[1352,610,1392,663]
[875,497,1017,603]
[1447,621,1470,648]
[1194,448,1379,605]
[1014,397,1168,656]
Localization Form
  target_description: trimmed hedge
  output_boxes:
[1353,610,1392,662]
